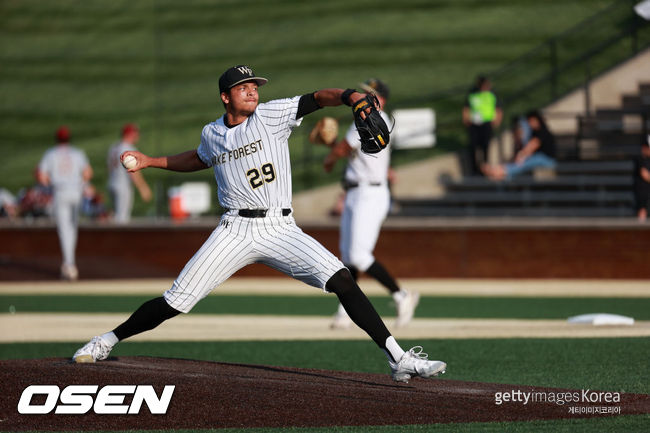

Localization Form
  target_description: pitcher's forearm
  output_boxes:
[147,150,207,172]
[314,89,364,107]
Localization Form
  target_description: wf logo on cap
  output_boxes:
[219,65,267,93]
[237,66,253,76]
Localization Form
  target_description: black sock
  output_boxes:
[326,268,391,349]
[365,260,400,293]
[345,264,359,282]
[112,297,180,341]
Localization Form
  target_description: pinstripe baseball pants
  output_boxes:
[164,210,344,313]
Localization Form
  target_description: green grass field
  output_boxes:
[0,0,612,215]
[2,294,649,319]
[2,287,648,431]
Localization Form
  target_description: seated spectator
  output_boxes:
[634,135,650,221]
[82,184,109,221]
[482,110,556,181]
[18,183,53,218]
[511,114,531,155]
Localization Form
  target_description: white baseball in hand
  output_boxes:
[122,154,138,170]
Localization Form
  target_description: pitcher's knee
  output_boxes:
[325,268,357,295]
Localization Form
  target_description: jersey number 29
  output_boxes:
[246,163,276,189]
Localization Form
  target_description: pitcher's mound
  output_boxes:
[1,357,648,431]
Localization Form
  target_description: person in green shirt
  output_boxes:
[462,76,503,176]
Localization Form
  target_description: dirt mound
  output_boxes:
[1,357,648,431]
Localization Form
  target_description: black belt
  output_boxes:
[237,208,291,218]
[342,180,382,191]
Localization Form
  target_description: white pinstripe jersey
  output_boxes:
[197,96,302,210]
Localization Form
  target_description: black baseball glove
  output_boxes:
[351,94,391,154]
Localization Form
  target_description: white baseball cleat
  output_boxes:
[60,264,79,281]
[72,336,112,363]
[389,346,446,383]
[395,290,420,328]
[330,307,353,330]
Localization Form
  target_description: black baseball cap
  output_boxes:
[359,78,390,99]
[219,65,268,93]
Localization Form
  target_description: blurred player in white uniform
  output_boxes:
[107,124,152,223]
[72,65,446,383]
[324,79,419,329]
[37,126,93,280]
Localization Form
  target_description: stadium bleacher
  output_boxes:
[394,83,649,218]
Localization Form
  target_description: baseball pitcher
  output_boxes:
[72,65,446,383]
